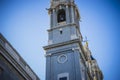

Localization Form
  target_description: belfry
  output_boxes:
[43,0,103,80]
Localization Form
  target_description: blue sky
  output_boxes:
[0,0,120,80]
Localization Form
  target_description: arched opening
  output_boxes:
[57,9,66,23]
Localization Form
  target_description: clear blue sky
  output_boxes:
[0,0,120,80]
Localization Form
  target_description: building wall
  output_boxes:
[45,41,83,80]
[0,54,25,80]
[0,33,40,80]
[48,25,78,44]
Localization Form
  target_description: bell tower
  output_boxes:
[44,0,103,80]
[47,0,82,45]
[44,0,83,80]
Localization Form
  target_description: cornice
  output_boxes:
[47,23,78,32]
[43,39,80,50]
[0,33,40,80]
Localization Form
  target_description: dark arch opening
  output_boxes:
[57,9,66,23]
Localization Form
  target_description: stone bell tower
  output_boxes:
[43,0,103,80]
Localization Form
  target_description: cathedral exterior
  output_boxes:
[43,0,103,80]
[0,33,40,80]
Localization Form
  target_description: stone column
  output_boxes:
[66,5,70,24]
[71,6,75,23]
[50,11,53,28]
[53,9,56,27]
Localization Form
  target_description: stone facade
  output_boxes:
[0,33,40,80]
[44,0,103,80]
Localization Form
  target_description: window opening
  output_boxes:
[60,30,63,34]
[59,77,67,80]
[57,9,66,23]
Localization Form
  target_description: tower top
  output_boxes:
[50,0,76,8]
[51,0,74,3]
[48,0,80,22]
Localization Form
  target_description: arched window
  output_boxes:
[57,9,66,23]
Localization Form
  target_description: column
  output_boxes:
[66,5,70,24]
[52,9,56,27]
[71,6,75,23]
[50,11,53,28]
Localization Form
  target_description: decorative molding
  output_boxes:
[57,21,66,25]
[45,53,52,57]
[50,1,76,9]
[45,48,72,57]
[43,39,80,50]
[0,33,40,80]
[57,54,68,63]
[47,23,78,32]
[5,43,20,61]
